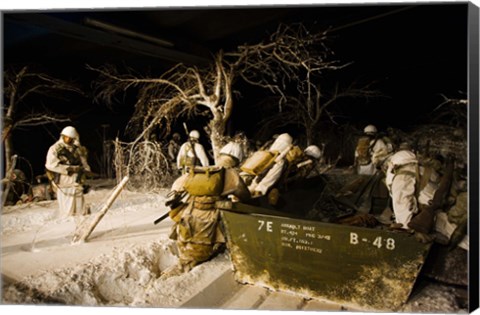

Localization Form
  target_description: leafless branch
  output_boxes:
[16,114,71,127]
[227,23,345,109]
[90,22,353,164]
[256,80,382,144]
[2,65,84,171]
[433,93,468,111]
[429,93,468,128]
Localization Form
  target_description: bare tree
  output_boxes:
[256,81,382,145]
[88,52,234,162]
[89,23,350,163]
[2,66,83,172]
[430,93,467,128]
[227,24,347,109]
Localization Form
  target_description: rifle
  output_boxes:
[57,146,81,165]
[154,205,186,225]
[154,190,188,225]
[154,212,170,225]
[57,146,88,183]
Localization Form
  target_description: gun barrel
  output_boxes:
[154,212,170,225]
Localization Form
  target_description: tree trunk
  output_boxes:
[209,115,227,164]
[4,83,17,173]
[2,154,17,206]
[305,124,314,146]
[3,132,14,173]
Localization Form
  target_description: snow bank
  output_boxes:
[3,238,231,307]
[1,183,472,313]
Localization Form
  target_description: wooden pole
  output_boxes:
[72,175,129,243]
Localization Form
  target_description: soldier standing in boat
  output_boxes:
[354,124,393,175]
[247,133,293,197]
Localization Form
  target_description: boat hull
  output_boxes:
[220,203,431,311]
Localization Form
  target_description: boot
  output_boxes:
[159,263,185,279]
[407,205,434,234]
[159,260,196,279]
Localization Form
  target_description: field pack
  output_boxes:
[184,166,225,196]
[240,151,278,175]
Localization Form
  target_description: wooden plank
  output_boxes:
[72,176,129,243]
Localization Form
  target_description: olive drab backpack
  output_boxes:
[183,166,225,196]
[285,145,304,164]
[240,150,279,176]
[356,136,372,165]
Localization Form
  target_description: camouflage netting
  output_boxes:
[409,124,467,166]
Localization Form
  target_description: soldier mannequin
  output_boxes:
[45,126,91,218]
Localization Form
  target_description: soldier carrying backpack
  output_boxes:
[176,130,210,173]
[160,143,249,278]
[354,124,393,175]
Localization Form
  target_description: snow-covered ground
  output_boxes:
[1,180,472,314]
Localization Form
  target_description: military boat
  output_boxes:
[218,174,433,311]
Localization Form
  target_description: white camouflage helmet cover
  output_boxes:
[220,142,244,161]
[364,124,377,135]
[304,145,322,159]
[60,126,79,140]
[189,130,200,139]
[269,133,293,152]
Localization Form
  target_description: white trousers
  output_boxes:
[390,174,418,228]
[250,160,286,196]
[55,174,85,218]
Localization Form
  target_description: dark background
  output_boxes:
[2,3,470,177]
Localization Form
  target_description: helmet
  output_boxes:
[269,133,293,152]
[304,145,322,159]
[220,142,244,162]
[173,133,181,141]
[189,130,200,139]
[364,124,377,135]
[60,126,79,139]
